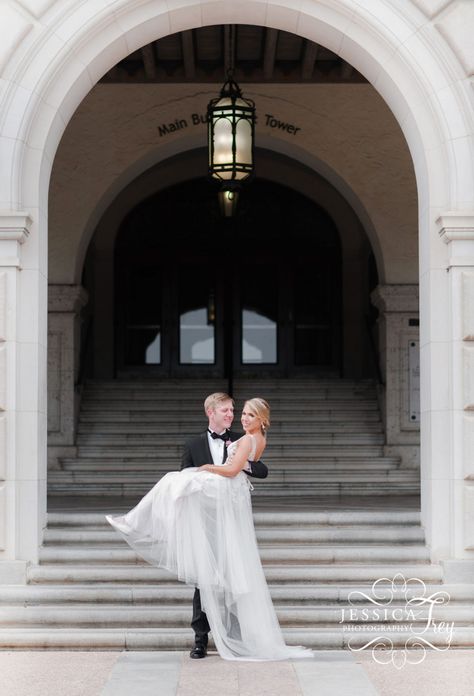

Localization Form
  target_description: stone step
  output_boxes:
[80,400,380,411]
[74,445,386,458]
[48,469,419,483]
[1,626,471,650]
[82,391,379,400]
[46,510,422,527]
[79,436,384,447]
[28,563,443,584]
[77,423,384,435]
[3,583,473,605]
[0,603,470,628]
[42,526,425,544]
[78,411,382,423]
[75,434,386,446]
[58,458,402,472]
[38,545,431,564]
[85,380,375,391]
[47,482,420,497]
[48,471,419,487]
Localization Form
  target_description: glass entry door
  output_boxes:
[231,261,340,376]
[240,267,278,366]
[114,177,341,377]
[122,266,162,366]
[116,260,222,376]
[116,259,339,376]
[178,266,216,366]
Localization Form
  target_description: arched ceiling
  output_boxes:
[101,24,367,84]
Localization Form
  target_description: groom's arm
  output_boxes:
[245,459,268,479]
[181,440,195,470]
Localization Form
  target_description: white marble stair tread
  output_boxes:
[79,410,382,422]
[46,510,422,525]
[38,544,431,564]
[1,604,472,627]
[2,582,474,604]
[48,470,418,484]
[78,421,383,432]
[74,446,385,457]
[1,627,473,650]
[47,482,420,496]
[42,526,425,543]
[55,460,402,472]
[28,563,444,584]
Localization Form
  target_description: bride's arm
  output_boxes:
[198,436,253,478]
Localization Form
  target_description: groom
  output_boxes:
[181,391,268,659]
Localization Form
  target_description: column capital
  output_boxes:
[438,213,474,267]
[48,284,88,313]
[437,213,474,243]
[0,212,32,267]
[371,284,419,314]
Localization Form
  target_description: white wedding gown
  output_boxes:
[106,434,313,661]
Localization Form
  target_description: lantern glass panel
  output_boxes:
[213,117,233,170]
[236,119,252,166]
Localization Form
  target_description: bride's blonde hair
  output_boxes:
[244,398,270,436]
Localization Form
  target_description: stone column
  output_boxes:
[436,214,474,578]
[48,285,88,468]
[371,285,420,468]
[0,212,42,583]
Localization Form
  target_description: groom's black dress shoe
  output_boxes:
[190,644,207,659]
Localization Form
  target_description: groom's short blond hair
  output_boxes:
[204,392,234,414]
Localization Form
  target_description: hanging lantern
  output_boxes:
[207,74,256,187]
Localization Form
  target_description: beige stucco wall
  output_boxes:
[49,82,418,284]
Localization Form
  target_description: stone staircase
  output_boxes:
[48,377,420,498]
[1,508,474,649]
[2,377,466,650]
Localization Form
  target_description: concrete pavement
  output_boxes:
[1,649,473,696]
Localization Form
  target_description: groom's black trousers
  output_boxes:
[191,588,210,645]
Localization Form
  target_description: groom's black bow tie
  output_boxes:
[208,429,229,441]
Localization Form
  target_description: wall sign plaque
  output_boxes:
[157,112,301,137]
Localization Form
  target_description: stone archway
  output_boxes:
[76,147,375,378]
[0,0,473,580]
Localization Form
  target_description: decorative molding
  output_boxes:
[0,212,32,268]
[0,212,32,244]
[411,0,453,20]
[438,213,474,243]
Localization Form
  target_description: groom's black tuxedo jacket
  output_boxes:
[181,430,268,479]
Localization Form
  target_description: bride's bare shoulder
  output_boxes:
[236,433,253,447]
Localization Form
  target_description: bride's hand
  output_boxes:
[197,464,212,472]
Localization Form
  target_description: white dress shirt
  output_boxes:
[207,430,227,466]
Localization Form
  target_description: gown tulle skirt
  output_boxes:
[106,467,313,661]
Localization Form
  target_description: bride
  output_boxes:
[106,397,313,661]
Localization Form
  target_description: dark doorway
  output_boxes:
[115,178,342,377]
